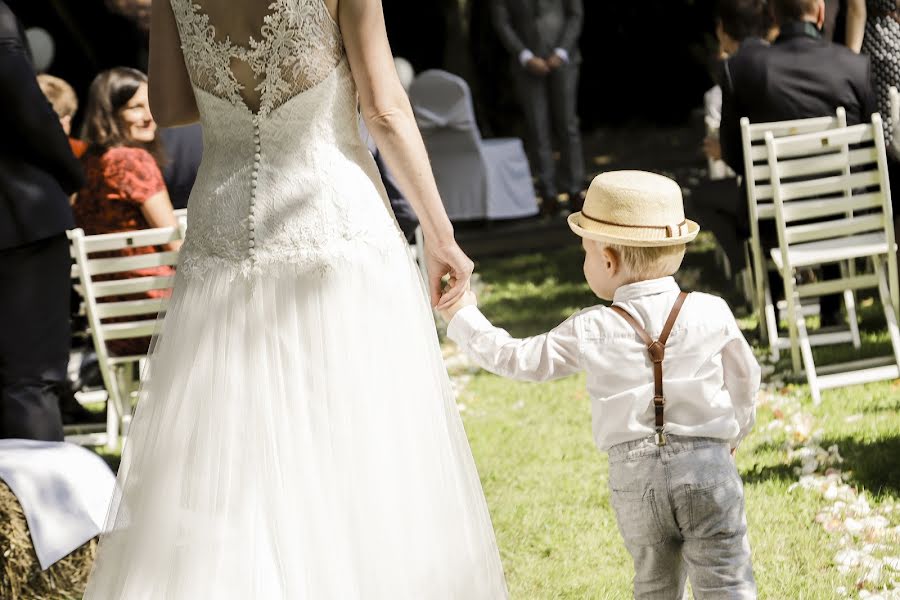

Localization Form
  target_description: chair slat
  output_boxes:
[749,141,838,163]
[752,147,877,181]
[772,122,874,155]
[82,228,181,253]
[747,116,839,140]
[87,251,179,276]
[754,184,773,201]
[101,319,157,340]
[95,298,168,319]
[784,214,885,245]
[91,275,176,297]
[756,202,775,219]
[780,192,884,221]
[796,273,881,297]
[777,170,881,202]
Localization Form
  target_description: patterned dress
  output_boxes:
[862,0,900,147]
[74,146,174,356]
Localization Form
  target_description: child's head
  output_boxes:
[568,171,698,301]
[582,239,686,300]
[37,74,78,136]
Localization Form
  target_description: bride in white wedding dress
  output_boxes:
[82,0,508,597]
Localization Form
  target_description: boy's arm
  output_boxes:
[721,324,761,449]
[447,306,583,383]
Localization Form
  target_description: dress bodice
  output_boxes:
[169,0,403,279]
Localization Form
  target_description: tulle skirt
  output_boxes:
[83,240,508,599]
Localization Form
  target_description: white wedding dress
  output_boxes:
[82,0,507,597]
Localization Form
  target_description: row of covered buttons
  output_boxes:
[249,115,261,258]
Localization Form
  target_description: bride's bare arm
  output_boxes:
[149,0,199,127]
[339,0,472,309]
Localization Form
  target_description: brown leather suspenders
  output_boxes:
[610,291,689,446]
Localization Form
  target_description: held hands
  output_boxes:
[525,57,551,76]
[439,288,477,323]
[545,53,565,70]
[426,238,474,311]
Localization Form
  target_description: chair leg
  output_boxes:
[764,283,780,362]
[888,243,900,323]
[783,270,803,373]
[796,303,821,405]
[841,261,862,349]
[752,244,769,346]
[105,376,122,452]
[120,363,136,438]
[876,257,900,368]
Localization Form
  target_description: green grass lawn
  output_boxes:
[456,236,900,599]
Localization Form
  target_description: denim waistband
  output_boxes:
[606,434,729,463]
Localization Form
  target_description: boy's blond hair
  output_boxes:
[605,242,686,279]
[37,74,78,119]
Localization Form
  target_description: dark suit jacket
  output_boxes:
[491,0,583,61]
[0,1,82,251]
[720,21,877,178]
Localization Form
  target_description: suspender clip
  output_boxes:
[655,428,667,446]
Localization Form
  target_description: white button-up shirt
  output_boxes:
[447,277,760,451]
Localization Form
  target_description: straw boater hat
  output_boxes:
[567,170,699,247]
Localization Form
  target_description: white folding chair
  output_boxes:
[67,227,180,449]
[740,110,861,358]
[765,113,900,403]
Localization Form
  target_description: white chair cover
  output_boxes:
[410,70,538,221]
[0,439,115,569]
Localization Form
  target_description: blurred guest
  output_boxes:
[846,1,900,154]
[720,0,876,325]
[36,73,87,159]
[694,0,773,273]
[491,0,585,216]
[851,0,900,260]
[75,67,179,356]
[159,124,202,210]
[0,0,84,441]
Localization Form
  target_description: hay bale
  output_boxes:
[0,480,96,600]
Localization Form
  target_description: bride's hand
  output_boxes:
[425,239,474,311]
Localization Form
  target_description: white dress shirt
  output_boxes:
[447,277,760,451]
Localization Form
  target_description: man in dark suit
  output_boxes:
[0,1,84,440]
[491,0,585,216]
[719,0,876,325]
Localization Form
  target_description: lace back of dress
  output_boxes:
[170,0,344,116]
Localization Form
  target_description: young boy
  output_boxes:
[442,170,760,599]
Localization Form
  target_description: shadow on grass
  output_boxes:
[739,462,798,485]
[818,434,900,495]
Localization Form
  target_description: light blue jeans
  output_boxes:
[607,435,756,600]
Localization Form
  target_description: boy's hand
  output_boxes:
[439,289,477,323]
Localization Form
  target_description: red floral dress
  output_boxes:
[74,146,174,356]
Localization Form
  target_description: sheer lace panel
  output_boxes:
[169,0,344,116]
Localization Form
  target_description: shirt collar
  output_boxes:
[612,276,680,303]
[775,20,823,43]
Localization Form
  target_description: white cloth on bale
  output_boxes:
[0,439,115,569]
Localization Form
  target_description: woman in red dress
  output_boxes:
[75,67,181,356]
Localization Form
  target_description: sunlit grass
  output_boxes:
[460,236,900,598]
